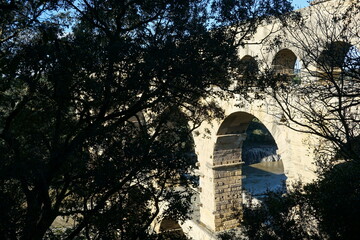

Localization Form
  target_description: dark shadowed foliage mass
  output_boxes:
[0,0,293,239]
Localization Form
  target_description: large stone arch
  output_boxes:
[195,108,287,232]
[214,111,286,194]
[192,95,318,233]
[202,111,254,232]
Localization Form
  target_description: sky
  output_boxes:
[291,0,310,9]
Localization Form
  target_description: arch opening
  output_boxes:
[215,112,286,196]
[272,49,298,75]
[317,42,360,82]
[159,218,186,239]
[210,112,286,230]
[241,117,286,197]
[318,41,352,69]
[272,49,301,84]
[238,55,259,85]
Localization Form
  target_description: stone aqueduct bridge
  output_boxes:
[154,0,359,239]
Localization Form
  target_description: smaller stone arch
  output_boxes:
[238,55,259,84]
[318,41,352,69]
[272,48,298,75]
[158,218,186,239]
[317,41,360,81]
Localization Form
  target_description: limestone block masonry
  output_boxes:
[211,134,246,231]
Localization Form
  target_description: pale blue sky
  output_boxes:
[291,0,310,9]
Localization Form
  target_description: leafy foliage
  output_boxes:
[0,0,294,239]
[243,162,360,240]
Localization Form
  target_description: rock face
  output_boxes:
[242,118,280,165]
[242,146,280,165]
